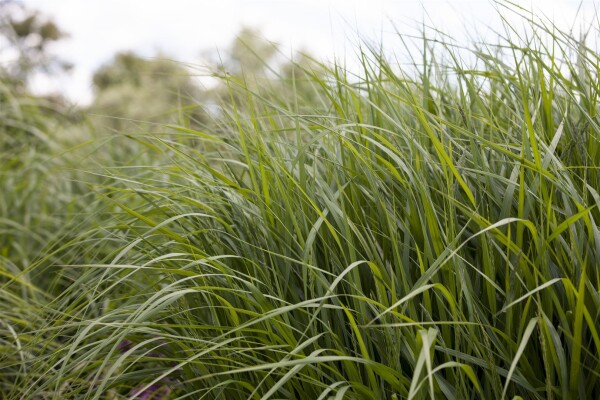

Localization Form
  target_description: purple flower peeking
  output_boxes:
[117,339,133,353]
[115,338,176,398]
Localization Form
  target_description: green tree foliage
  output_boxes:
[86,29,322,135]
[223,27,278,76]
[89,52,205,132]
[0,0,70,88]
[0,1,76,152]
[207,27,325,114]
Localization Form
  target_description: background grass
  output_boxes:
[1,4,599,399]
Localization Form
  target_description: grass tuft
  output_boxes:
[1,4,599,399]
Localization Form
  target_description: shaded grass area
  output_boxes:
[1,6,599,399]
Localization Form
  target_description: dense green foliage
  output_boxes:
[89,52,205,132]
[0,1,69,86]
[1,6,599,400]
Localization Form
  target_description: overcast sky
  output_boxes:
[23,0,598,105]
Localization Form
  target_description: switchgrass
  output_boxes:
[2,5,600,399]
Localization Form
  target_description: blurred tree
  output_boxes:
[207,27,324,111]
[87,27,324,135]
[226,27,278,76]
[0,1,75,151]
[0,0,71,89]
[89,52,205,132]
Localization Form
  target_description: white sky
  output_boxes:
[23,0,599,105]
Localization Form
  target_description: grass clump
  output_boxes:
[2,5,600,399]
